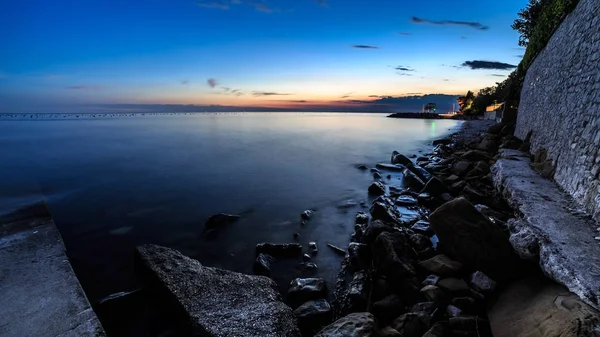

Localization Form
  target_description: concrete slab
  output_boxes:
[0,203,105,337]
[492,149,600,310]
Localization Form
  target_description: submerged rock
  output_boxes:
[256,243,303,257]
[136,244,300,337]
[395,195,418,206]
[392,151,412,166]
[301,210,314,220]
[370,197,402,225]
[368,182,386,196]
[315,312,377,337]
[254,253,275,275]
[204,213,242,229]
[288,278,327,304]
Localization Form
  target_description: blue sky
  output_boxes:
[0,0,527,112]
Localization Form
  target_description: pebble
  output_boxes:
[303,254,312,261]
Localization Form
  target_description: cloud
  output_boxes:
[397,73,414,76]
[64,85,101,90]
[207,78,218,88]
[395,66,414,72]
[353,45,379,49]
[368,95,379,98]
[398,32,412,36]
[340,92,353,99]
[221,86,231,92]
[405,92,422,95]
[461,60,517,70]
[460,36,467,39]
[180,80,190,85]
[288,100,308,103]
[489,74,506,77]
[515,54,524,58]
[411,17,489,31]
[196,0,229,9]
[314,0,327,6]
[443,79,450,81]
[252,91,292,96]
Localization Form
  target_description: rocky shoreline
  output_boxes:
[133,120,600,336]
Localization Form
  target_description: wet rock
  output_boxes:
[389,313,428,337]
[294,299,332,331]
[288,278,327,305]
[347,271,369,312]
[362,220,394,244]
[417,193,443,210]
[368,182,386,196]
[405,163,433,183]
[357,164,369,170]
[373,295,404,324]
[254,253,275,275]
[299,262,318,271]
[410,302,438,316]
[376,163,406,172]
[411,220,433,235]
[293,232,300,239]
[348,242,370,271]
[136,244,300,337]
[256,243,303,257]
[422,322,445,337]
[420,285,445,303]
[373,172,382,179]
[421,177,452,197]
[402,168,426,190]
[301,210,314,220]
[451,297,477,314]
[386,174,391,179]
[469,271,496,294]
[489,276,600,337]
[444,174,460,184]
[355,212,369,225]
[429,197,517,281]
[369,199,401,225]
[437,278,469,294]
[303,254,312,261]
[392,151,412,165]
[204,213,242,229]
[487,123,504,134]
[379,326,402,337]
[395,195,418,206]
[422,275,440,287]
[461,150,491,162]
[373,232,417,281]
[418,255,463,277]
[315,312,377,337]
[446,304,462,317]
[326,243,346,256]
[433,138,451,146]
[370,168,380,173]
[477,137,499,153]
[409,233,432,251]
[450,180,467,193]
[452,161,471,176]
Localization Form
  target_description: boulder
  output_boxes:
[256,243,303,257]
[437,278,470,294]
[422,323,446,337]
[348,242,370,271]
[369,199,401,226]
[205,213,241,229]
[362,220,394,245]
[294,299,332,331]
[254,253,275,275]
[392,152,412,165]
[368,182,386,196]
[405,163,432,183]
[461,150,491,162]
[136,244,300,337]
[489,276,600,337]
[429,197,517,280]
[477,137,499,153]
[411,220,433,235]
[402,169,426,190]
[420,285,445,303]
[373,295,404,324]
[379,326,402,337]
[487,123,505,134]
[395,195,418,206]
[421,177,452,197]
[288,278,327,305]
[376,163,406,172]
[373,232,417,281]
[422,275,440,286]
[452,161,471,176]
[347,271,369,312]
[355,212,369,225]
[469,271,497,294]
[418,255,463,277]
[389,313,429,337]
[315,312,377,337]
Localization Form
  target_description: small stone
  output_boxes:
[418,255,463,277]
[355,212,369,225]
[437,278,470,294]
[301,210,313,220]
[288,278,327,304]
[410,302,437,316]
[390,313,428,337]
[299,262,318,271]
[379,326,402,337]
[396,195,418,206]
[446,304,462,317]
[420,285,445,303]
[357,164,369,170]
[368,181,386,195]
[254,253,275,275]
[309,242,317,250]
[374,172,382,179]
[411,220,433,235]
[422,274,440,286]
[301,220,307,226]
[293,232,300,239]
[387,174,392,179]
[303,254,312,261]
[294,299,332,329]
[371,168,381,173]
[469,271,497,293]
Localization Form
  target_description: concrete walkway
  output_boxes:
[0,203,105,336]
[492,149,600,310]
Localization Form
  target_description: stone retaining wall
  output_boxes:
[515,0,600,221]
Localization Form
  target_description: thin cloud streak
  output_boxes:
[64,85,101,90]
[461,60,516,70]
[398,32,412,36]
[352,45,379,49]
[411,17,489,31]
[196,0,229,9]
[252,91,293,96]
[207,78,218,88]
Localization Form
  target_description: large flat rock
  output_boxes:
[136,244,301,337]
[0,204,105,337]
[492,149,600,310]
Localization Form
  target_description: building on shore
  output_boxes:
[485,102,504,122]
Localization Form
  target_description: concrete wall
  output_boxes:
[515,0,600,221]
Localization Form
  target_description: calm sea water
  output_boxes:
[0,112,460,331]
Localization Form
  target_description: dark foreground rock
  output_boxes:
[315,312,377,337]
[256,243,303,257]
[489,275,600,337]
[136,244,300,337]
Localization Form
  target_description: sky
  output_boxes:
[0,0,527,113]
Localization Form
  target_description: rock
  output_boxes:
[422,275,440,286]
[376,163,406,172]
[204,213,242,229]
[315,312,377,337]
[347,271,369,311]
[418,255,463,277]
[452,161,471,176]
[420,285,445,303]
[294,299,332,331]
[446,305,462,317]
[254,253,275,275]
[386,174,391,179]
[422,323,445,337]
[417,156,429,162]
[348,242,370,271]
[369,199,401,225]
[478,137,499,153]
[135,244,300,336]
[409,233,432,251]
[402,169,426,190]
[461,150,491,162]
[411,220,433,235]
[373,232,417,280]
[450,180,467,193]
[373,172,382,179]
[357,164,369,170]
[488,276,600,337]
[301,210,314,220]
[299,262,318,271]
[501,136,522,150]
[371,168,381,173]
[437,278,469,294]
[389,313,428,337]
[395,195,418,206]
[417,193,443,210]
[449,316,492,336]
[326,243,346,255]
[410,302,438,316]
[293,232,300,239]
[429,197,517,281]
[303,254,312,261]
[355,212,369,225]
[451,297,477,314]
[473,160,490,174]
[288,278,327,305]
[373,295,404,324]
[433,138,452,145]
[368,182,386,196]
[469,271,496,294]
[500,124,515,137]
[362,220,394,244]
[379,326,402,337]
[256,243,303,257]
[421,177,452,197]
[444,174,460,184]
[392,152,412,165]
[309,241,318,249]
[487,123,504,134]
[405,163,433,182]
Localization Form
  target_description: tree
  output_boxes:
[512,0,547,46]
[459,91,475,115]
